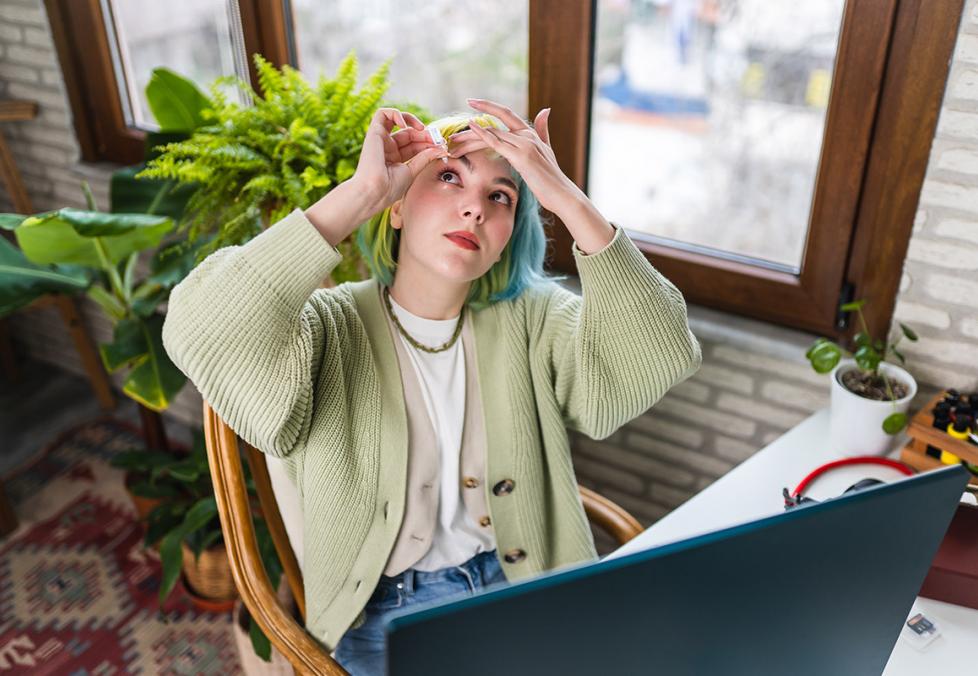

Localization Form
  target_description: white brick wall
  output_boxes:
[3,0,977,538]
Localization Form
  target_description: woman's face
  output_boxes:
[390,147,520,284]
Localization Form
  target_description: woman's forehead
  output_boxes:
[453,148,515,178]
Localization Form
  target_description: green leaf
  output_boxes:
[14,209,173,267]
[883,412,908,435]
[145,237,206,289]
[144,502,187,546]
[807,341,842,374]
[854,345,882,372]
[180,496,219,534]
[129,480,180,499]
[0,213,28,230]
[121,251,138,303]
[100,318,146,372]
[118,314,188,411]
[110,449,177,471]
[853,332,871,348]
[158,528,186,604]
[899,322,918,342]
[85,284,127,322]
[839,299,866,312]
[804,337,831,360]
[166,458,201,483]
[892,347,906,364]
[249,612,273,661]
[145,67,212,132]
[0,237,91,316]
[131,284,168,318]
[110,163,196,220]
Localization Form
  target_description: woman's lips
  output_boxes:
[445,234,479,251]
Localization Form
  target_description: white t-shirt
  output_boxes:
[387,293,497,571]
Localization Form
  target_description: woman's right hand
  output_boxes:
[352,108,449,214]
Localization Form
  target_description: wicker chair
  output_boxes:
[203,400,644,675]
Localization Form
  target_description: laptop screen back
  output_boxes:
[385,465,967,676]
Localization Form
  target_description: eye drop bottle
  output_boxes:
[427,125,449,164]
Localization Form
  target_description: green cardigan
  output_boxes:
[161,208,702,650]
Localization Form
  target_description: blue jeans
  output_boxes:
[333,548,508,675]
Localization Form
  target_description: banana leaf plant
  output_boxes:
[5,198,188,410]
[0,68,210,414]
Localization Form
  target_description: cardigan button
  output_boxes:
[504,548,526,564]
[492,479,515,496]
[479,515,491,527]
[463,476,480,488]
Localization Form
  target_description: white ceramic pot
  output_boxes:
[828,359,917,457]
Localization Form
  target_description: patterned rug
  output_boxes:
[0,417,244,674]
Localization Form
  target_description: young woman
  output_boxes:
[162,99,702,675]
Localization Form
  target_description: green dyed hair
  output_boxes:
[355,111,565,311]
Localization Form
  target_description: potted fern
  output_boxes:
[138,50,431,286]
[806,298,919,457]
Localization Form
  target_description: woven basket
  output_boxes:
[181,541,237,601]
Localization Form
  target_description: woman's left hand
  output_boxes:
[447,99,587,217]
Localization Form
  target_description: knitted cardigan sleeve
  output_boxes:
[528,222,702,440]
[162,208,342,458]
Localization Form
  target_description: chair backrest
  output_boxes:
[203,400,645,675]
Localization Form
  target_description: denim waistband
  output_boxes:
[378,549,498,593]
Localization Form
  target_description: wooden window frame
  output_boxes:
[46,0,961,340]
[43,0,294,166]
[532,0,964,341]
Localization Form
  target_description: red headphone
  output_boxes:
[782,456,915,510]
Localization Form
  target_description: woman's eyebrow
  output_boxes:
[458,154,519,194]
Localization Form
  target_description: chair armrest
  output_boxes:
[579,484,645,544]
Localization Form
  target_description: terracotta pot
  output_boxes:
[181,541,237,602]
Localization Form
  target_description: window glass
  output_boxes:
[291,0,529,119]
[589,0,846,271]
[102,0,239,130]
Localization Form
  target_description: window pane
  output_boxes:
[290,0,529,119]
[102,0,239,130]
[589,0,846,272]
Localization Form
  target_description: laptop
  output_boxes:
[383,465,968,676]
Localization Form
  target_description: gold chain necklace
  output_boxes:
[383,285,465,354]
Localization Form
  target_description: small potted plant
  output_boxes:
[806,298,919,456]
[146,430,286,664]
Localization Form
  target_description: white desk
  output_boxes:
[605,408,976,674]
